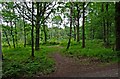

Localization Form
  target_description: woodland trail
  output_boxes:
[45,46,119,77]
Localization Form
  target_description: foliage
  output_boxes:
[64,40,118,62]
[2,46,56,78]
[1,2,119,78]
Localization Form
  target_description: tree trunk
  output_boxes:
[10,21,15,48]
[102,3,106,45]
[23,7,26,47]
[66,6,72,50]
[14,21,18,47]
[0,27,2,60]
[92,28,94,40]
[115,2,120,51]
[91,27,94,40]
[73,24,76,41]
[73,12,76,41]
[3,29,11,47]
[77,5,80,42]
[106,3,109,46]
[35,2,40,51]
[82,2,85,48]
[43,24,47,43]
[31,2,34,57]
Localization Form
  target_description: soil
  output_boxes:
[45,52,119,77]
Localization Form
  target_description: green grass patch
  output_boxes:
[2,46,57,78]
[63,40,119,63]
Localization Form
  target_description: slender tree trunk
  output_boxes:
[43,24,47,43]
[3,29,11,47]
[77,5,80,42]
[82,2,85,48]
[10,21,15,48]
[74,24,76,41]
[14,21,18,46]
[35,2,40,50]
[66,6,72,50]
[102,3,106,45]
[23,7,26,47]
[0,26,2,60]
[109,22,112,42]
[31,2,34,57]
[73,8,76,41]
[90,27,94,40]
[92,28,94,40]
[106,3,109,46]
[115,2,120,51]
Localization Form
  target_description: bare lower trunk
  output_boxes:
[43,24,47,43]
[77,5,80,42]
[14,21,18,46]
[10,21,15,48]
[0,28,2,60]
[82,2,85,48]
[115,2,120,51]
[66,6,72,50]
[3,29,11,47]
[74,25,76,41]
[31,2,34,57]
[106,3,109,46]
[35,2,40,51]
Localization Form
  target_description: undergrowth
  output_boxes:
[63,40,119,63]
[2,46,57,78]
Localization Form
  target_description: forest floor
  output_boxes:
[43,46,119,77]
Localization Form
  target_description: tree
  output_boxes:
[31,2,34,57]
[35,2,40,50]
[43,23,47,43]
[1,2,19,48]
[76,3,80,42]
[0,24,2,60]
[106,3,109,46]
[23,6,26,47]
[101,3,107,46]
[82,2,85,48]
[15,2,56,50]
[66,3,73,50]
[2,25,11,47]
[115,2,120,51]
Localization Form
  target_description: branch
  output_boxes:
[15,2,36,22]
[41,2,56,24]
[16,7,32,22]
[85,2,91,9]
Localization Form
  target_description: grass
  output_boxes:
[63,40,119,63]
[2,39,119,78]
[2,45,58,78]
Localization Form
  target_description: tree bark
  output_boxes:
[31,2,34,57]
[35,2,40,50]
[23,7,26,47]
[14,21,18,47]
[76,4,80,42]
[0,26,2,60]
[115,2,120,51]
[3,28,11,47]
[43,24,47,43]
[82,2,85,48]
[66,5,72,50]
[73,24,76,41]
[106,3,109,46]
[102,3,107,45]
[10,21,15,48]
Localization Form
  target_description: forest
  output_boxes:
[0,1,120,79]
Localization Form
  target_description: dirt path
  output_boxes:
[46,52,119,77]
